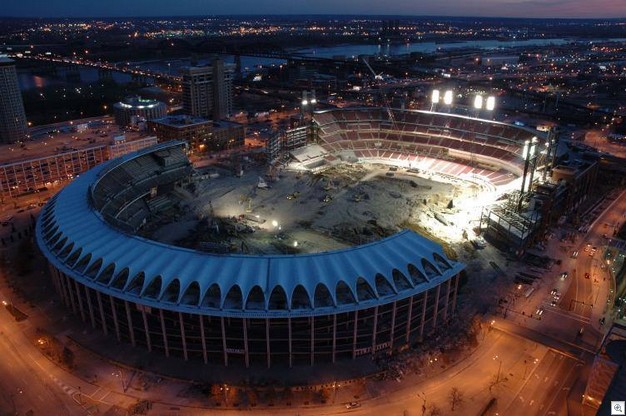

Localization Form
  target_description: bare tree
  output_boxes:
[428,404,443,416]
[449,387,464,411]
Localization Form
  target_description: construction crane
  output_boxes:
[362,57,397,129]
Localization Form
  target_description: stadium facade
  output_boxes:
[36,138,465,368]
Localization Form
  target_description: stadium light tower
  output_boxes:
[430,89,453,112]
[518,136,538,212]
[473,95,483,111]
[473,94,496,118]
[301,90,317,119]
[430,89,440,111]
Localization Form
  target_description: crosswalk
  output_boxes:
[543,303,591,324]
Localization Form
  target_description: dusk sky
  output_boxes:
[1,0,625,19]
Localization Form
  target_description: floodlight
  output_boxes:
[486,96,496,111]
[443,90,453,105]
[523,140,529,160]
[431,89,440,104]
[530,136,537,156]
[473,95,483,110]
[302,99,308,106]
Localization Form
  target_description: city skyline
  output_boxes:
[1,0,625,19]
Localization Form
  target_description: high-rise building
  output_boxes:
[0,57,28,144]
[181,58,234,120]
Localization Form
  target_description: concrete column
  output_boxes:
[220,317,228,367]
[451,274,460,314]
[332,314,337,363]
[419,291,428,340]
[371,306,379,357]
[288,317,293,368]
[179,312,188,361]
[96,291,108,335]
[142,308,152,352]
[243,318,250,368]
[199,315,208,364]
[65,275,77,314]
[110,296,121,342]
[266,318,271,369]
[73,280,86,321]
[433,286,441,328]
[443,279,451,321]
[159,309,170,357]
[84,285,96,328]
[48,265,63,301]
[405,295,413,343]
[389,301,397,350]
[352,310,359,359]
[310,317,315,366]
[124,301,136,347]
[58,272,71,308]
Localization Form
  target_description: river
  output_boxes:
[17,37,626,91]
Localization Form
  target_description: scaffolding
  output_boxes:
[480,204,541,252]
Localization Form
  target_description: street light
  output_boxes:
[493,355,503,383]
[112,369,127,392]
[221,384,230,404]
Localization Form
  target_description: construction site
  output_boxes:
[139,159,490,258]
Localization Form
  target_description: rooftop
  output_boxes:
[212,120,243,129]
[0,56,16,66]
[114,96,165,110]
[150,115,211,128]
[0,117,154,166]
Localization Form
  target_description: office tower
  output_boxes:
[0,57,28,144]
[181,58,234,120]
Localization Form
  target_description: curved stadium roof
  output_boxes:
[36,142,465,318]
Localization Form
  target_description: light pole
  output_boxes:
[113,369,126,392]
[493,355,503,383]
[332,381,339,403]
[517,136,537,212]
[300,90,316,120]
